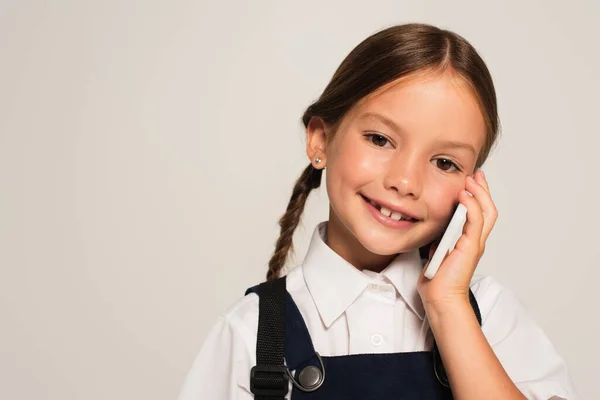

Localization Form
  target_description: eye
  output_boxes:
[434,158,461,173]
[364,133,393,148]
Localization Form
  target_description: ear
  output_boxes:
[306,116,328,169]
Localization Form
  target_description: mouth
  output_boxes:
[360,194,420,222]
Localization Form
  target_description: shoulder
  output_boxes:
[468,274,550,347]
[216,289,259,344]
[469,273,506,298]
[469,274,504,302]
[177,290,263,399]
[218,266,305,339]
[469,274,507,301]
[468,274,521,325]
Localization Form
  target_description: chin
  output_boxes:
[353,227,417,256]
[364,243,407,256]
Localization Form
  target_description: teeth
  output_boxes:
[367,196,415,221]
[379,206,392,217]
[390,211,402,221]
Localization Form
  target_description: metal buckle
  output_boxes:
[250,365,289,397]
[287,352,326,392]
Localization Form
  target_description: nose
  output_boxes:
[383,152,423,198]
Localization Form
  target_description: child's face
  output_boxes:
[308,71,486,257]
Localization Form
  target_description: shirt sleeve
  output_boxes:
[472,276,579,400]
[176,307,257,400]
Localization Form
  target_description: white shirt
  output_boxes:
[178,222,578,400]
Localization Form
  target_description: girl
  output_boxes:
[178,23,578,399]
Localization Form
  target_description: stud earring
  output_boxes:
[315,157,322,164]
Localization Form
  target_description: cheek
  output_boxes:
[426,181,463,221]
[328,137,384,187]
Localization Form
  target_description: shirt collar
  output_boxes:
[377,248,427,320]
[302,221,427,328]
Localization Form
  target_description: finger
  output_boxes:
[475,170,491,194]
[456,188,484,255]
[465,176,498,246]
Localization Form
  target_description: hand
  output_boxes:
[417,170,498,316]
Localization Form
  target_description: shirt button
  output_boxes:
[371,333,383,346]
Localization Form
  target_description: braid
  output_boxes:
[266,164,323,281]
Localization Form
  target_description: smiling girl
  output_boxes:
[178,23,578,400]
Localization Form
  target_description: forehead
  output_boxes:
[346,71,487,152]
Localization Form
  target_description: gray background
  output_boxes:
[1,0,598,399]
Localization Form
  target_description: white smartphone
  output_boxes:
[423,202,467,279]
[423,171,479,279]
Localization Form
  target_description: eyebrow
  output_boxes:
[434,139,478,156]
[357,111,478,156]
[358,112,403,133]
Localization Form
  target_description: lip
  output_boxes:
[362,195,419,229]
[360,194,421,221]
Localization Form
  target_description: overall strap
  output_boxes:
[246,277,289,400]
[245,277,484,393]
[246,279,319,370]
[469,288,482,325]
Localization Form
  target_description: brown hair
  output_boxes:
[266,23,500,281]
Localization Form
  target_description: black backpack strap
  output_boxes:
[247,277,289,399]
[433,288,482,387]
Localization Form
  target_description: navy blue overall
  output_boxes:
[246,276,482,399]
